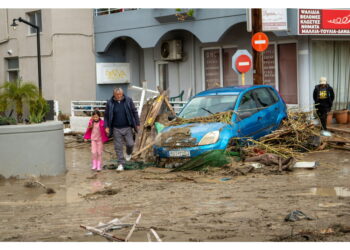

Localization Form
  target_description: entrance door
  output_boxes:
[278,43,297,104]
[156,61,169,92]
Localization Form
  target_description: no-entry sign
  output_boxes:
[235,55,252,73]
[252,32,269,52]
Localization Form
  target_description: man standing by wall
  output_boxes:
[313,77,334,132]
[104,88,140,171]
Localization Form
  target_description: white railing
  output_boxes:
[94,8,138,16]
[71,100,187,117]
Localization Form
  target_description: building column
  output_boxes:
[297,36,311,112]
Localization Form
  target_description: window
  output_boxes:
[203,47,239,89]
[27,10,42,34]
[6,57,19,82]
[267,88,279,103]
[179,95,238,119]
[252,88,275,108]
[204,49,221,89]
[237,91,258,118]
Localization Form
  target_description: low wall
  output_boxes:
[0,121,66,178]
[70,116,91,133]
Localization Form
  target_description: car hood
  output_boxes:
[161,122,230,142]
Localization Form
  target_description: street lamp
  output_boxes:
[11,17,42,96]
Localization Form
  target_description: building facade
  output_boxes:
[0,9,96,114]
[94,8,350,112]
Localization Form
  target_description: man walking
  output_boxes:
[104,88,140,171]
[313,77,334,132]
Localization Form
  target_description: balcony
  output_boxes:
[94,8,138,16]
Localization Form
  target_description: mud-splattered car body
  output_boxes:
[154,85,287,159]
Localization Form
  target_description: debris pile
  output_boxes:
[133,89,176,161]
[245,111,321,158]
[168,110,233,126]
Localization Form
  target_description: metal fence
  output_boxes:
[94,8,138,16]
[71,100,187,117]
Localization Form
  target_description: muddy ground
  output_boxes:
[1,136,350,242]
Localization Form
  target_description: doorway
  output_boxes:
[278,43,297,104]
[156,61,169,92]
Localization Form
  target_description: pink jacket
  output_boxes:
[83,119,109,143]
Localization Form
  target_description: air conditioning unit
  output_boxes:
[160,40,182,61]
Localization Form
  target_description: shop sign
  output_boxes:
[298,9,350,35]
[96,63,130,84]
[262,8,288,31]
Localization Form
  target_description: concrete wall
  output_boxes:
[0,9,96,115]
[0,121,66,178]
[94,9,246,50]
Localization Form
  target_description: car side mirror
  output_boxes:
[238,112,252,120]
[168,115,176,121]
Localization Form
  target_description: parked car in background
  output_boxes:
[154,85,287,159]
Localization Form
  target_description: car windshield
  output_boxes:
[178,95,238,119]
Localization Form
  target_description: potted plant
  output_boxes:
[0,79,66,178]
[333,109,348,124]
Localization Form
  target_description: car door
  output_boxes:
[251,87,277,135]
[235,90,263,139]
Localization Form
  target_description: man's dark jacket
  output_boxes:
[104,95,140,135]
[313,84,335,110]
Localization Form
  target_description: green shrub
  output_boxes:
[29,96,49,124]
[0,79,39,122]
[0,116,17,125]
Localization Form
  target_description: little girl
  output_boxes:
[83,110,109,171]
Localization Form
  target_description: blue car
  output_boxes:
[154,85,287,159]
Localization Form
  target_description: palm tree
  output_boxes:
[0,78,39,122]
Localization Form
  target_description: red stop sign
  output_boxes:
[235,55,251,73]
[252,32,269,52]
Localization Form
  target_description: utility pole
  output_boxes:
[252,8,263,85]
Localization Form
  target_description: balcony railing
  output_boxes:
[94,8,138,16]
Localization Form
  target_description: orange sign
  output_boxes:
[251,32,269,52]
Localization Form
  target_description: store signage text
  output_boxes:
[299,9,350,35]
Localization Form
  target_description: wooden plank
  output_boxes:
[164,96,176,116]
[150,228,162,242]
[144,93,165,128]
[80,225,125,242]
[125,212,142,242]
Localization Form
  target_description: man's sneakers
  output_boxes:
[116,164,124,171]
[125,154,132,161]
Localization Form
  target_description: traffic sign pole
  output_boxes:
[242,73,245,86]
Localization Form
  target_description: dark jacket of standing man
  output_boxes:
[104,88,140,171]
[313,77,334,130]
[104,89,140,135]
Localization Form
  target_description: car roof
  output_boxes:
[194,85,272,97]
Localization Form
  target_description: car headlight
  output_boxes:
[198,131,220,146]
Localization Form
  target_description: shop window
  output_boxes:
[26,10,42,34]
[204,49,221,89]
[203,47,239,89]
[263,44,276,87]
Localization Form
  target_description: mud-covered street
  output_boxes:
[1,138,350,242]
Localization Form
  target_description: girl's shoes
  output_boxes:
[92,160,97,170]
[96,160,102,172]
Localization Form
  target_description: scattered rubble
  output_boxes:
[80,210,162,242]
[24,179,56,194]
